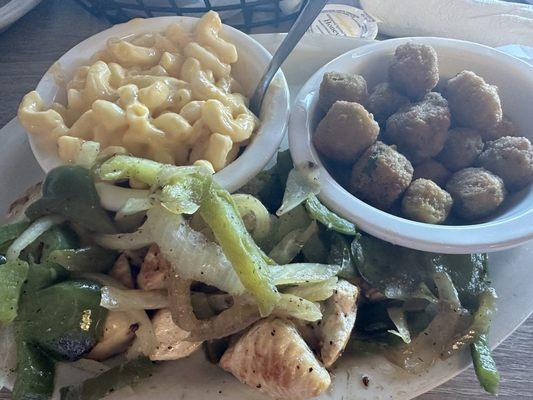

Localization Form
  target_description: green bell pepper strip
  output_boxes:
[98,155,203,187]
[12,340,55,400]
[39,225,80,262]
[22,262,69,295]
[26,166,116,233]
[18,224,76,295]
[305,194,357,235]
[17,279,108,361]
[0,260,29,324]
[59,358,155,400]
[471,334,500,394]
[98,155,168,184]
[99,155,211,215]
[160,174,213,215]
[200,185,280,316]
[49,247,118,273]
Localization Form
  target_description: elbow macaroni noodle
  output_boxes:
[18,11,258,172]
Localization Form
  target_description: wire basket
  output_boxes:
[74,0,307,32]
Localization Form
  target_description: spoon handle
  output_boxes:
[249,0,328,115]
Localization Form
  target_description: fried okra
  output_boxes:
[313,101,379,164]
[350,141,413,210]
[446,167,506,220]
[413,159,451,187]
[484,116,519,141]
[366,82,410,126]
[438,128,484,171]
[318,72,368,113]
[401,179,453,224]
[386,92,451,163]
[445,70,502,131]
[477,136,533,191]
[388,43,439,100]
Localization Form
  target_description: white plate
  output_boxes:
[1,33,532,400]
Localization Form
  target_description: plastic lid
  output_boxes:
[309,4,378,39]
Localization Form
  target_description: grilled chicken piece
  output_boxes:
[318,280,359,368]
[137,244,171,290]
[150,308,202,361]
[220,318,331,400]
[86,311,138,361]
[109,253,135,289]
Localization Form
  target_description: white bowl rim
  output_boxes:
[27,15,290,193]
[289,36,533,254]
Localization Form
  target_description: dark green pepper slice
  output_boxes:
[17,279,108,361]
[471,334,500,394]
[49,247,118,273]
[305,194,357,235]
[0,260,29,324]
[12,340,55,400]
[26,166,116,233]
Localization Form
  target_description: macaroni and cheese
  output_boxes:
[18,11,258,173]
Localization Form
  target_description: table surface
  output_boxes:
[0,1,532,399]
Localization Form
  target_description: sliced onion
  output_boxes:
[283,277,338,302]
[96,227,154,251]
[274,294,322,322]
[441,288,497,359]
[231,194,272,240]
[387,307,411,344]
[168,276,260,342]
[96,205,178,250]
[6,215,65,261]
[169,277,324,341]
[270,263,342,286]
[386,272,472,373]
[115,197,153,221]
[268,221,318,264]
[276,166,320,216]
[433,270,461,308]
[100,286,169,310]
[95,182,150,212]
[152,207,245,295]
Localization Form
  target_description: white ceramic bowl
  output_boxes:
[290,37,533,254]
[26,16,290,193]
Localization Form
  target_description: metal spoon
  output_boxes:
[249,0,328,115]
